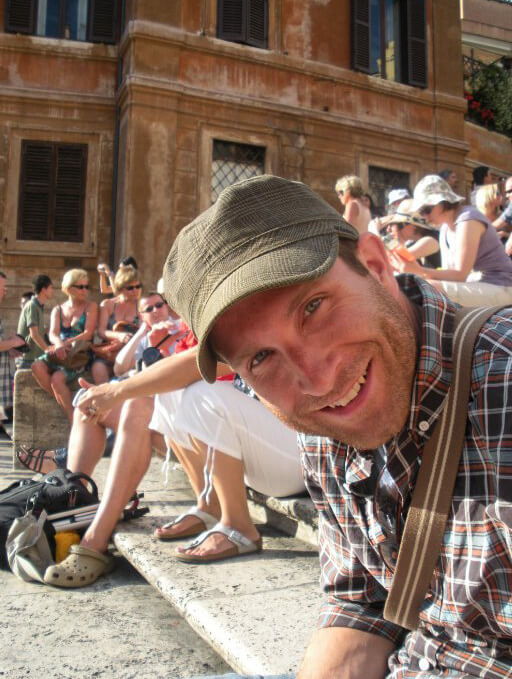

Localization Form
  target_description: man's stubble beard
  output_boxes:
[260,283,418,449]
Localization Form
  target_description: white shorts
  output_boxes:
[440,280,512,307]
[149,380,304,498]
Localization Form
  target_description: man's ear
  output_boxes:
[356,233,396,288]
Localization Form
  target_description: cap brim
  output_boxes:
[197,233,341,382]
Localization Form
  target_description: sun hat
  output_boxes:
[387,188,410,206]
[163,175,358,382]
[411,175,465,212]
[380,199,437,231]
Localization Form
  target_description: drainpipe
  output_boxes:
[109,0,126,269]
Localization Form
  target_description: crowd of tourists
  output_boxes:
[1,166,512,678]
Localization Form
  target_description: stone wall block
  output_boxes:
[12,370,71,469]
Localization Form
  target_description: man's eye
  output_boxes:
[250,349,271,371]
[304,298,322,316]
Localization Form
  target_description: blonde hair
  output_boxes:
[335,175,364,199]
[475,183,500,215]
[113,265,139,294]
[62,268,88,294]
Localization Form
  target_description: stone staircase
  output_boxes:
[112,459,321,676]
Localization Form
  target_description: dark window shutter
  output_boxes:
[405,0,427,88]
[88,0,118,44]
[351,0,371,74]
[6,0,36,34]
[53,145,87,242]
[18,142,53,241]
[246,0,268,48]
[18,141,87,242]
[217,0,246,43]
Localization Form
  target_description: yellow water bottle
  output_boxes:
[55,531,80,562]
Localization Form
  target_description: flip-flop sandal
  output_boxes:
[16,445,56,474]
[175,522,262,564]
[43,545,115,588]
[153,507,218,541]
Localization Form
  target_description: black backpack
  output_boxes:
[0,468,99,570]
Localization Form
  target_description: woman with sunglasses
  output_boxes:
[92,264,142,384]
[380,199,440,269]
[390,175,512,306]
[32,269,98,422]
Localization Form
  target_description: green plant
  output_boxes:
[465,62,512,138]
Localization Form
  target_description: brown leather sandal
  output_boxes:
[16,445,57,474]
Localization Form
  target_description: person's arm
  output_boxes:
[406,236,439,260]
[506,232,512,257]
[48,305,63,347]
[98,270,113,295]
[29,326,50,352]
[113,323,148,376]
[0,335,26,352]
[298,627,395,679]
[344,200,360,228]
[391,219,484,282]
[77,345,231,415]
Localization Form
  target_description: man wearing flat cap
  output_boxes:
[82,175,512,678]
[161,175,512,679]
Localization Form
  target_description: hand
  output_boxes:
[75,378,118,421]
[389,252,423,276]
[48,345,68,360]
[118,332,132,344]
[147,323,174,347]
[97,263,112,276]
[11,335,27,350]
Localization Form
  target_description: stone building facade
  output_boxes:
[0,0,481,328]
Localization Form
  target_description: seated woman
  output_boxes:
[31,268,97,422]
[380,199,440,268]
[91,264,142,384]
[391,175,512,306]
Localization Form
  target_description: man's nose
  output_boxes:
[290,349,337,397]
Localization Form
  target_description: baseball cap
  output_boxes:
[412,175,464,212]
[387,188,410,206]
[163,175,358,382]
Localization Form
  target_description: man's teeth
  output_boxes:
[329,371,367,408]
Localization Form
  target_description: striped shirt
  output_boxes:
[300,275,512,677]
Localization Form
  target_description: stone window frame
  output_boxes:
[357,152,422,212]
[4,126,101,257]
[198,125,279,214]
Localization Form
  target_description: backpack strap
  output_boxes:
[383,305,509,630]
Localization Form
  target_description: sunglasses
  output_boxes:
[419,206,433,216]
[124,284,142,291]
[72,284,89,290]
[505,189,512,196]
[141,301,165,313]
[352,445,405,571]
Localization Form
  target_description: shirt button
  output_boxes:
[418,420,429,432]
[418,657,431,671]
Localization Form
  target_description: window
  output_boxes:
[352,0,427,88]
[5,0,119,44]
[211,140,265,203]
[368,165,410,214]
[217,0,268,49]
[18,141,87,242]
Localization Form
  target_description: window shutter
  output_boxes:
[18,142,53,241]
[217,0,245,43]
[88,0,118,44]
[53,145,87,242]
[406,0,427,88]
[6,0,36,34]
[351,0,371,74]
[246,0,268,48]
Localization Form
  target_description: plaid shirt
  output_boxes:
[300,275,512,677]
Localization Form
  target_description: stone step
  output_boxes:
[112,458,322,675]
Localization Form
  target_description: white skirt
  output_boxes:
[149,380,304,498]
[440,280,512,307]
